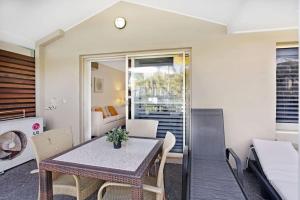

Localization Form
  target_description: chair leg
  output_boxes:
[37,180,40,200]
[77,191,83,200]
[77,193,83,200]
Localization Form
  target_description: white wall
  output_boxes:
[38,2,298,162]
[91,64,125,107]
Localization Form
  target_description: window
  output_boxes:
[276,47,299,130]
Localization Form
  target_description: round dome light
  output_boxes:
[114,17,126,29]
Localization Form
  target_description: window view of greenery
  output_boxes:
[135,71,183,105]
[131,56,185,152]
[276,47,299,124]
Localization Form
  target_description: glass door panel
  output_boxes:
[127,52,189,152]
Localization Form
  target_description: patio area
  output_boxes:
[0,1,298,199]
[0,160,264,200]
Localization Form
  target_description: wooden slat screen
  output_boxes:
[0,49,35,120]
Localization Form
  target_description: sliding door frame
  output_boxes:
[126,50,189,152]
[79,54,126,142]
[79,48,191,152]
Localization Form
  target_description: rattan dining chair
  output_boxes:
[30,128,102,200]
[127,119,160,176]
[97,131,176,200]
[126,119,159,138]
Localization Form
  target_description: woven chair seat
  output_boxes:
[53,174,102,198]
[103,176,157,200]
[103,186,156,200]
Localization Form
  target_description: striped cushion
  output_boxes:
[103,106,111,118]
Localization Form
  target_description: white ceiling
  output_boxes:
[0,0,298,49]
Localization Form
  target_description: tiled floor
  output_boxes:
[243,170,266,200]
[0,160,182,200]
[0,160,265,200]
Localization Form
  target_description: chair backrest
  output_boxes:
[157,131,176,188]
[30,128,73,165]
[191,109,226,161]
[126,119,158,138]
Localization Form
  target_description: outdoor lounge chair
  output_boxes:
[248,139,298,200]
[189,109,247,200]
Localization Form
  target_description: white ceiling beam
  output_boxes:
[226,0,248,34]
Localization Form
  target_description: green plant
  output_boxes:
[106,127,129,146]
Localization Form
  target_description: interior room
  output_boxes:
[0,1,299,200]
[90,59,126,138]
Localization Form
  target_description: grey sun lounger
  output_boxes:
[189,109,247,200]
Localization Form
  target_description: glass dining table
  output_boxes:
[39,136,163,200]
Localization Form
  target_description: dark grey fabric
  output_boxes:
[191,109,226,161]
[190,159,245,200]
[190,109,246,200]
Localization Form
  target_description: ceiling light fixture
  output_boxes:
[114,17,126,29]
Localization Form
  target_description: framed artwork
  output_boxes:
[94,77,104,93]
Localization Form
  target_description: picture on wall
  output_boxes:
[94,77,104,93]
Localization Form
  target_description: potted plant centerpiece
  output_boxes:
[106,127,129,149]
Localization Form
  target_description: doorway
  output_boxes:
[127,51,191,152]
[80,49,191,153]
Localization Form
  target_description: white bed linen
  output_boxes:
[253,139,298,200]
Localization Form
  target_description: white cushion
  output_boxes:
[253,138,298,200]
[117,113,126,120]
[115,106,125,115]
[103,115,120,124]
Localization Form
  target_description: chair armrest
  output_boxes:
[143,184,163,194]
[30,169,39,174]
[72,175,82,197]
[98,182,131,200]
[97,182,163,200]
[226,148,244,186]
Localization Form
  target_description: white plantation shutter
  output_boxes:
[276,47,299,124]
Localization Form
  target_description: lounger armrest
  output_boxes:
[182,146,189,200]
[226,148,244,186]
[183,146,189,174]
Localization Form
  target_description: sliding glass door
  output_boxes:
[126,51,190,152]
